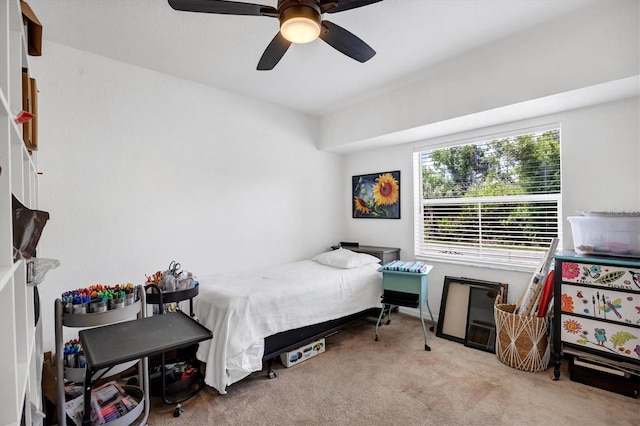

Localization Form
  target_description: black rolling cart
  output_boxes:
[79,311,212,425]
[144,284,204,417]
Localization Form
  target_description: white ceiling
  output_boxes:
[26,0,599,116]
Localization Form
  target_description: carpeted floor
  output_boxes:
[146,313,639,425]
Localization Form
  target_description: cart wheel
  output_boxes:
[386,319,390,325]
[429,326,434,332]
[424,344,431,351]
[268,370,277,379]
[173,403,183,417]
[375,335,378,341]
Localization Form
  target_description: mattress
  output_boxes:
[193,260,382,394]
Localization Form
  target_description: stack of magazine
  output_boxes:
[379,260,429,273]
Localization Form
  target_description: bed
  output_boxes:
[192,248,384,394]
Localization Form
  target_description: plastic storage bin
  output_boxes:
[279,338,325,368]
[568,215,640,258]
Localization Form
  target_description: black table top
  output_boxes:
[79,311,212,370]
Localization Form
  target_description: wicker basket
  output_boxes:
[494,303,550,372]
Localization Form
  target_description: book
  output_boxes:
[63,393,84,426]
[380,260,429,273]
[380,260,401,271]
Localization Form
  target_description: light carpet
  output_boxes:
[146,313,639,425]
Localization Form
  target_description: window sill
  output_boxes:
[414,255,537,274]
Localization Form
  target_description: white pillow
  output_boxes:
[311,248,381,269]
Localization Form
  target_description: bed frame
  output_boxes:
[261,307,381,378]
[258,245,401,377]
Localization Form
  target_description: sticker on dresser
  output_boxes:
[561,261,640,290]
[561,315,640,361]
[561,284,640,325]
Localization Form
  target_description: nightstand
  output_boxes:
[331,245,400,264]
[375,266,435,351]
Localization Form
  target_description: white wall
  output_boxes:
[31,42,346,352]
[343,96,640,319]
[331,0,640,321]
[28,0,640,352]
[319,0,639,150]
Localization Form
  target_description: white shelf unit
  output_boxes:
[0,0,43,425]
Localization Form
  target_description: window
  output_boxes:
[413,127,561,269]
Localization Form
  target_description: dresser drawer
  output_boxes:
[561,284,640,326]
[560,261,640,290]
[561,314,640,363]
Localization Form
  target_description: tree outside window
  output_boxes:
[415,129,561,267]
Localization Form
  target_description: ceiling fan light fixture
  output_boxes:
[280,5,321,44]
[168,0,380,70]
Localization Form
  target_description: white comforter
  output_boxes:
[193,260,382,394]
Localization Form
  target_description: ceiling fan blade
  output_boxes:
[168,0,278,17]
[321,0,383,14]
[257,32,292,70]
[319,20,375,63]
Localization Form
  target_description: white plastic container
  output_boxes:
[279,338,325,368]
[568,215,640,257]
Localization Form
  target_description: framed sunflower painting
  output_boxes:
[352,171,400,219]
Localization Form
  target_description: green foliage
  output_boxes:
[421,130,560,249]
[423,130,560,199]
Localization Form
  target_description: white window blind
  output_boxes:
[413,128,561,269]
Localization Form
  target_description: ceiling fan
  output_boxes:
[167,0,383,70]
